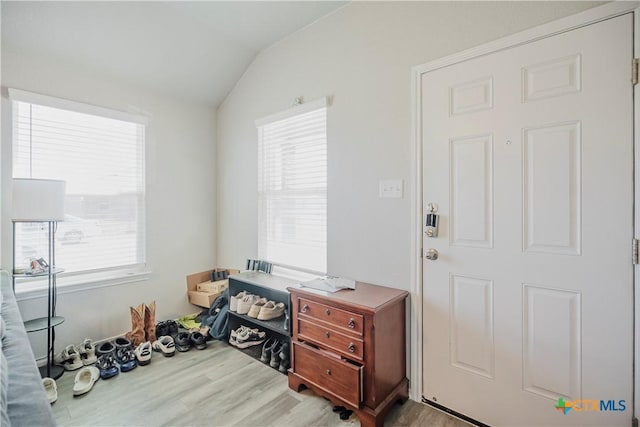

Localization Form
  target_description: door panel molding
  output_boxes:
[409,1,639,411]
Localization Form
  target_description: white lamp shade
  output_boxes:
[12,178,66,222]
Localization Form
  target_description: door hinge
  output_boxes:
[633,58,639,85]
[633,238,639,264]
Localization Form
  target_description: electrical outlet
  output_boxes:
[379,179,403,198]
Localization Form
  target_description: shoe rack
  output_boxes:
[227,272,297,372]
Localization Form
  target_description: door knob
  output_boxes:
[425,248,439,260]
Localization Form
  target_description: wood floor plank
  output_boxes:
[51,340,471,427]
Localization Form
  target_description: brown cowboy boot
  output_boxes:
[144,301,156,343]
[125,303,145,347]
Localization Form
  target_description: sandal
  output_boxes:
[72,366,100,396]
[116,347,138,372]
[96,353,119,380]
[42,378,57,404]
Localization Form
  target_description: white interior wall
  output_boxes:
[216,1,602,290]
[0,50,217,358]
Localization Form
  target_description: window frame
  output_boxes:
[8,88,150,296]
[255,97,328,275]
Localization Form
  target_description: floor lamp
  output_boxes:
[12,178,66,380]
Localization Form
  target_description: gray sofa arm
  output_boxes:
[1,270,56,426]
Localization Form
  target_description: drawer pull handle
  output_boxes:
[302,304,309,313]
[348,343,356,353]
[348,318,356,329]
[325,308,331,315]
[326,369,331,375]
[325,331,331,338]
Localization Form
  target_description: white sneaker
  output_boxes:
[229,325,258,346]
[56,344,83,371]
[229,291,247,312]
[257,301,286,320]
[42,377,57,404]
[135,341,152,365]
[247,298,268,318]
[236,294,261,315]
[76,338,97,365]
[152,336,175,357]
[72,366,100,396]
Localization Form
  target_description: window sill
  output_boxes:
[14,269,151,302]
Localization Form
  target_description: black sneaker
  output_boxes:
[166,320,179,338]
[175,332,191,352]
[156,321,168,337]
[260,338,277,363]
[189,332,207,350]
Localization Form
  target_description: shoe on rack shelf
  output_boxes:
[55,344,83,371]
[278,342,290,373]
[42,378,57,404]
[229,291,247,312]
[175,332,191,352]
[152,336,176,357]
[72,366,100,396]
[190,331,207,350]
[229,325,255,346]
[235,328,266,349]
[96,353,119,380]
[135,342,152,365]
[257,301,286,321]
[117,347,138,372]
[279,357,290,373]
[260,338,278,363]
[236,295,262,315]
[247,297,268,318]
[76,338,97,365]
[270,341,283,368]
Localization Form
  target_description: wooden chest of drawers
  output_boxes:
[288,282,409,427]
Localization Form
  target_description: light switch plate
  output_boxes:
[379,179,403,198]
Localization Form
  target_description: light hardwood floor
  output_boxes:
[51,341,471,426]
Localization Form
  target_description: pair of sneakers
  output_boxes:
[95,337,138,378]
[229,325,266,349]
[174,331,208,352]
[260,338,290,373]
[155,320,178,338]
[54,338,97,371]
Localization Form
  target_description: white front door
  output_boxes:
[421,14,633,426]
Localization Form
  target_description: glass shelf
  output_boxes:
[13,268,65,278]
[24,316,65,333]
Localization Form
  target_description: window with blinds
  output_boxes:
[11,91,145,281]
[257,99,327,273]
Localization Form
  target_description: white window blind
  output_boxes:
[11,91,145,280]
[257,99,327,273]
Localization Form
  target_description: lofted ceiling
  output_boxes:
[1,1,347,107]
